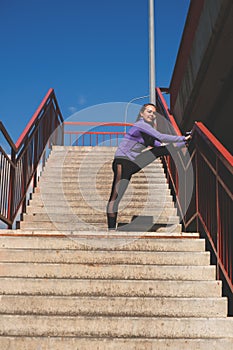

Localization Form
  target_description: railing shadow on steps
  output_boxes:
[156,87,233,315]
[0,88,64,228]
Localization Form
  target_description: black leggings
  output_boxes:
[106,145,174,229]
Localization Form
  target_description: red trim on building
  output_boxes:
[156,88,182,136]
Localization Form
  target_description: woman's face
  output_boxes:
[140,105,156,124]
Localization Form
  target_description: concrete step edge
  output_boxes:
[0,336,232,350]
[0,295,227,317]
[0,278,223,297]
[0,315,233,338]
[22,212,178,220]
[15,224,184,233]
[0,263,216,280]
[33,190,171,195]
[26,203,175,212]
[0,235,204,250]
[0,250,210,266]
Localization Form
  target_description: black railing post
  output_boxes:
[22,139,28,215]
[33,128,39,190]
[8,148,16,228]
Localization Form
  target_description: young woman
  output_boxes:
[106,103,191,230]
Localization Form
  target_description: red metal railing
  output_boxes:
[64,121,132,146]
[156,87,233,312]
[0,88,63,227]
[1,87,232,310]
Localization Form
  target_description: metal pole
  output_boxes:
[149,0,156,105]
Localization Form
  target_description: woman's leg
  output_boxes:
[134,145,176,170]
[106,160,134,230]
[106,145,181,229]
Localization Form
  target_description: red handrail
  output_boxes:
[15,88,52,149]
[0,89,63,227]
[156,87,233,311]
[65,122,132,127]
[64,121,132,147]
[195,121,233,167]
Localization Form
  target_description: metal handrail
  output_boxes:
[0,88,63,227]
[156,87,233,313]
[64,121,132,146]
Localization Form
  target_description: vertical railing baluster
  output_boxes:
[7,148,16,228]
[216,156,220,280]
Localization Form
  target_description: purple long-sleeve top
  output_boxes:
[115,118,186,161]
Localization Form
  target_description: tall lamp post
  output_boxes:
[124,1,156,131]
[149,0,156,105]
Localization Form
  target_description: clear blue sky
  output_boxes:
[0,0,190,142]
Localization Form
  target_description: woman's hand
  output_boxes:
[184,131,192,145]
[185,134,192,142]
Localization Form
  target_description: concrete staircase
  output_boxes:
[20,146,183,233]
[0,146,232,349]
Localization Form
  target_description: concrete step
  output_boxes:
[18,222,183,232]
[27,196,174,208]
[45,160,163,167]
[22,210,178,222]
[43,165,164,173]
[39,177,167,185]
[34,188,171,196]
[38,185,169,193]
[0,277,222,297]
[47,153,115,158]
[46,153,160,159]
[41,168,164,176]
[41,170,165,178]
[46,155,161,162]
[40,176,166,184]
[19,219,181,231]
[52,145,117,150]
[47,159,163,166]
[37,183,169,192]
[0,236,205,251]
[0,295,227,317]
[46,154,161,160]
[46,152,158,158]
[44,158,162,165]
[30,192,173,201]
[29,196,174,206]
[42,169,165,177]
[37,189,168,197]
[47,149,159,156]
[51,145,116,151]
[0,315,232,338]
[42,198,172,210]
[33,194,171,206]
[0,249,210,265]
[51,145,117,152]
[26,200,175,213]
[43,159,163,165]
[22,213,180,223]
[25,208,177,217]
[0,262,216,280]
[0,336,232,350]
[47,151,115,156]
[18,221,105,231]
